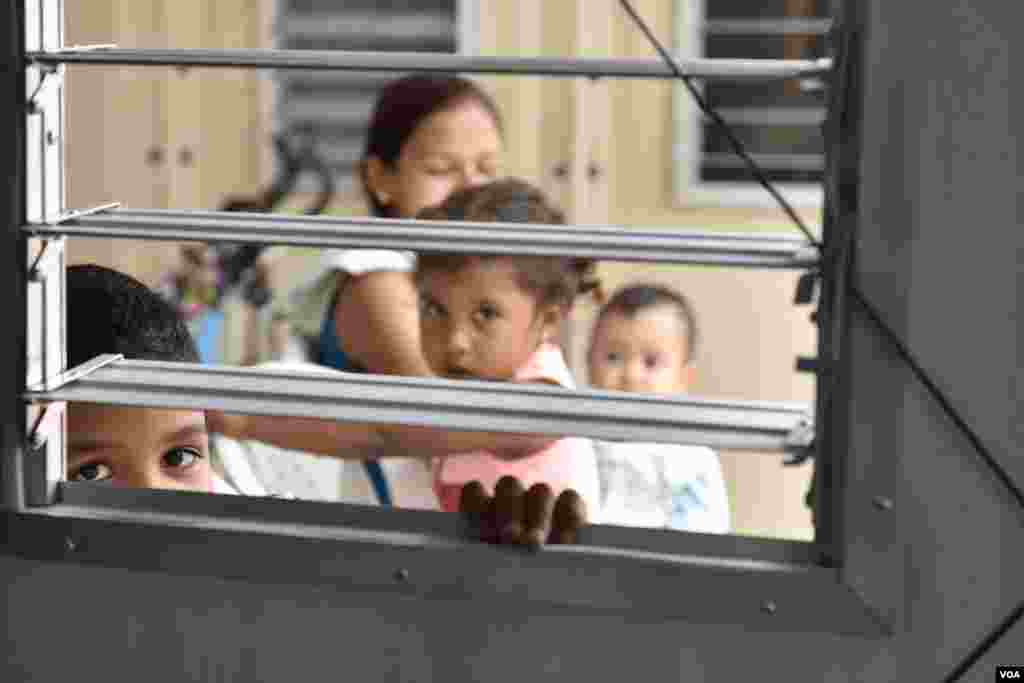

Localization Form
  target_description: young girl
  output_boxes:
[413,179,603,514]
[288,74,506,507]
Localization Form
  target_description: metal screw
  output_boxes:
[45,130,57,146]
[761,600,777,615]
[873,496,894,511]
[64,537,76,553]
[393,568,410,583]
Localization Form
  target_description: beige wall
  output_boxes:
[64,0,270,288]
[62,0,816,540]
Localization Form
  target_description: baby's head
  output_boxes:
[65,264,213,491]
[588,284,698,395]
[415,179,600,380]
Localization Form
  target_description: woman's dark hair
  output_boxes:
[594,284,700,361]
[360,74,504,217]
[415,178,602,310]
[67,264,200,368]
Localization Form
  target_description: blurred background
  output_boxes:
[63,0,832,540]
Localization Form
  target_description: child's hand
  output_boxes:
[458,476,588,549]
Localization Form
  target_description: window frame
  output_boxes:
[1,0,899,638]
[672,0,827,209]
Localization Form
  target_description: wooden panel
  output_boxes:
[64,0,171,282]
[476,0,546,186]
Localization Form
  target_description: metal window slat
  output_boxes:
[28,48,832,80]
[704,18,833,36]
[712,107,826,127]
[703,152,824,172]
[279,13,455,44]
[24,359,812,452]
[24,209,820,269]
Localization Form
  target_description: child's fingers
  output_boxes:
[458,481,494,543]
[492,475,527,545]
[521,483,555,551]
[548,489,588,545]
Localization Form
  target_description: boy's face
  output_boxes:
[66,404,213,492]
[418,259,561,381]
[588,305,694,395]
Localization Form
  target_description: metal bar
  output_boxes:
[1,0,28,511]
[703,152,824,172]
[25,359,813,452]
[27,48,832,81]
[26,352,120,393]
[704,18,833,35]
[5,486,885,635]
[26,208,820,269]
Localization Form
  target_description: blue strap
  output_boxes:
[363,460,393,507]
[320,305,393,506]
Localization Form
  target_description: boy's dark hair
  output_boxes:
[361,74,504,217]
[67,264,199,368]
[594,284,700,361]
[415,178,602,310]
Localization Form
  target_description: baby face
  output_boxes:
[66,404,213,492]
[588,305,694,395]
[418,259,559,381]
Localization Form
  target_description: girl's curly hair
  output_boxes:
[415,178,604,309]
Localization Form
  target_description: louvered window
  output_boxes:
[675,0,836,207]
[274,0,462,193]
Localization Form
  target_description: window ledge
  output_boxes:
[0,483,891,636]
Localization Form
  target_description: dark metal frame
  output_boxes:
[0,0,901,637]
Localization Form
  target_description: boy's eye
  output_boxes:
[70,462,113,483]
[603,351,623,364]
[163,447,202,470]
[644,354,663,369]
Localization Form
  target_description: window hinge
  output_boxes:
[783,418,815,466]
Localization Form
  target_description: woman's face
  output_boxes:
[368,100,503,218]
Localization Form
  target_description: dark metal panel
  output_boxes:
[0,552,879,683]
[1,0,28,511]
[963,609,1024,683]
[841,305,1024,679]
[897,3,1020,503]
[836,0,1024,678]
[853,0,1020,495]
[0,484,886,636]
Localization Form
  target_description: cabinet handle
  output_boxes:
[145,146,164,167]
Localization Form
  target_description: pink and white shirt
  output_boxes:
[432,343,601,514]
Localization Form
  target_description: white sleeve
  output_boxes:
[287,250,417,339]
[320,249,416,276]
